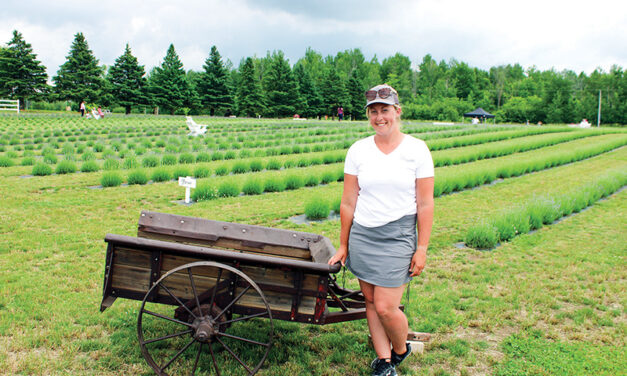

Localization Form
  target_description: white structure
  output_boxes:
[0,99,19,114]
[568,119,591,128]
[185,116,207,136]
[178,176,196,204]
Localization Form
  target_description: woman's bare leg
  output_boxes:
[359,280,408,358]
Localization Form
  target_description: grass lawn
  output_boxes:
[0,116,625,375]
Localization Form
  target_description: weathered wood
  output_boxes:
[138,231,313,260]
[137,210,335,262]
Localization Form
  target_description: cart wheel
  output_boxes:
[138,261,274,375]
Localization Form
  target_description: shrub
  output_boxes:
[32,162,52,176]
[161,154,177,165]
[283,159,295,168]
[0,156,14,167]
[249,159,264,172]
[142,155,160,168]
[224,150,236,160]
[211,151,224,160]
[464,222,499,249]
[103,158,120,170]
[215,164,229,176]
[264,177,286,192]
[192,183,218,201]
[493,214,517,242]
[242,177,264,195]
[332,197,341,213]
[123,157,139,170]
[179,153,195,164]
[43,153,57,164]
[193,166,211,178]
[305,198,330,220]
[172,167,191,180]
[304,174,320,187]
[195,152,211,163]
[322,153,336,164]
[20,157,36,166]
[266,159,282,170]
[55,160,77,174]
[127,170,149,185]
[80,160,100,173]
[284,174,304,190]
[218,181,240,197]
[320,171,336,184]
[231,161,250,174]
[150,168,171,182]
[297,158,311,167]
[100,172,123,187]
[81,151,96,161]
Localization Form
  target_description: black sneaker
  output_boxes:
[371,358,397,376]
[391,342,412,366]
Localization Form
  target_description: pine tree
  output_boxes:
[320,65,349,117]
[236,57,265,117]
[293,63,323,118]
[148,44,190,115]
[53,32,104,104]
[107,44,148,114]
[0,30,48,110]
[197,46,233,116]
[262,51,300,118]
[347,69,365,120]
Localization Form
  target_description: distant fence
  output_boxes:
[0,99,19,114]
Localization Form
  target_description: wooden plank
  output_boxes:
[138,231,313,260]
[113,247,151,268]
[111,264,151,292]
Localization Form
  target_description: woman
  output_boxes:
[328,84,434,376]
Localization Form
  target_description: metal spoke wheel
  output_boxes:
[138,261,274,375]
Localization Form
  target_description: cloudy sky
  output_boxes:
[1,0,626,78]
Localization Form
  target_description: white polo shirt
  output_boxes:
[344,135,434,228]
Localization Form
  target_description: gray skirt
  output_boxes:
[346,214,417,288]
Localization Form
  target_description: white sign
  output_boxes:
[178,176,196,188]
[178,176,196,203]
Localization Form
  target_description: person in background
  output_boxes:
[79,101,86,117]
[338,106,344,121]
[98,106,105,118]
[328,84,434,376]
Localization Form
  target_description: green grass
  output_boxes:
[0,115,625,376]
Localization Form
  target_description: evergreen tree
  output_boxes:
[319,65,349,117]
[197,46,233,115]
[236,57,265,117]
[148,44,190,115]
[262,51,300,117]
[293,63,323,118]
[107,44,148,114]
[0,30,48,110]
[347,69,365,120]
[53,32,104,104]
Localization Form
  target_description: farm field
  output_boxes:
[0,114,625,376]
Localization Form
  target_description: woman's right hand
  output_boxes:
[327,245,348,266]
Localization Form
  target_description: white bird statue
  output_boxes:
[185,116,207,137]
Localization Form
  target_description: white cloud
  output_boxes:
[1,0,625,77]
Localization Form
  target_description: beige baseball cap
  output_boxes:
[365,84,400,108]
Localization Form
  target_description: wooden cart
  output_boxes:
[101,211,369,375]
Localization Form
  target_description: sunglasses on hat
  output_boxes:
[365,87,396,101]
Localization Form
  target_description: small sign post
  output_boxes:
[178,176,196,204]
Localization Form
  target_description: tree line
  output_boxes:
[1,30,625,124]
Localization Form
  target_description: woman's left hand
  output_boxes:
[410,247,427,277]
